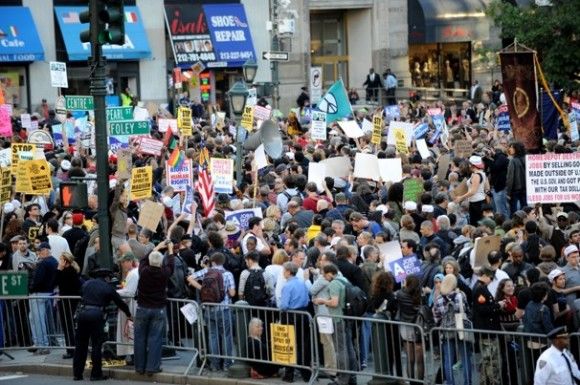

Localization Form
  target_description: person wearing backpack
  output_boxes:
[187,252,236,371]
[238,252,274,307]
[432,274,472,385]
[313,264,357,385]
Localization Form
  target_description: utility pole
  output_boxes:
[270,0,280,109]
[80,0,125,269]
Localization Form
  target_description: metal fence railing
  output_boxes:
[1,295,568,385]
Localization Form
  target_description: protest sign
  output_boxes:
[0,105,12,137]
[570,111,578,142]
[394,127,409,155]
[253,105,271,121]
[182,185,196,215]
[11,143,34,173]
[321,156,351,178]
[246,87,257,106]
[437,154,451,181]
[254,144,268,170]
[361,119,373,135]
[109,135,129,152]
[384,105,400,122]
[450,180,468,200]
[20,114,31,129]
[338,120,364,139]
[430,115,445,144]
[16,160,52,195]
[416,139,431,159]
[378,241,403,269]
[525,153,580,204]
[474,235,501,268]
[130,166,152,200]
[116,149,132,180]
[210,158,234,194]
[270,323,296,365]
[49,61,68,88]
[225,208,262,231]
[378,158,403,183]
[241,106,254,131]
[177,107,192,136]
[0,148,10,167]
[371,114,383,145]
[497,104,511,132]
[139,137,163,156]
[403,178,424,203]
[413,122,429,140]
[15,162,33,194]
[137,201,164,231]
[0,168,11,205]
[308,162,326,191]
[166,159,193,192]
[310,111,327,141]
[389,256,423,284]
[454,140,473,158]
[158,118,178,133]
[354,154,402,182]
[29,120,39,132]
[387,121,414,147]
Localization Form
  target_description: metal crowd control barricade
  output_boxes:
[429,326,549,385]
[199,302,319,384]
[313,312,429,385]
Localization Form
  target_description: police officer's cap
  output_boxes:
[89,268,114,279]
[547,326,568,339]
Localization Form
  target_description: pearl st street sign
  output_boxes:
[108,121,150,136]
[64,95,94,111]
[106,107,134,122]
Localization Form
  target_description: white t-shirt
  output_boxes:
[241,232,266,255]
[48,234,71,261]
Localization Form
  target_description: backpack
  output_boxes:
[244,269,268,306]
[441,294,458,330]
[415,304,435,341]
[457,248,474,279]
[337,278,368,317]
[200,268,225,303]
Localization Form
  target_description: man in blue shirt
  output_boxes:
[279,262,312,383]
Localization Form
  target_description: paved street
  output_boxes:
[0,373,168,384]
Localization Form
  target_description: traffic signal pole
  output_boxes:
[88,0,113,269]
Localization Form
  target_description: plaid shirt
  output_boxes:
[432,290,469,326]
[192,265,235,305]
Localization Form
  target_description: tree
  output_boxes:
[486,0,580,89]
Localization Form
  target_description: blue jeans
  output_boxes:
[442,338,472,385]
[206,306,233,370]
[492,189,510,219]
[359,312,373,366]
[29,294,52,347]
[509,191,527,215]
[134,306,166,373]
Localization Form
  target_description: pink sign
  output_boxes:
[0,105,13,137]
[139,137,163,156]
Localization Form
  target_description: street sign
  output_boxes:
[108,121,150,136]
[106,107,134,122]
[65,95,94,111]
[0,272,28,296]
[262,51,289,61]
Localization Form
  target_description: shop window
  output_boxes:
[408,42,471,90]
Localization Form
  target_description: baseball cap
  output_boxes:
[38,242,51,250]
[548,269,565,283]
[421,205,434,213]
[478,218,496,230]
[557,212,569,219]
[469,155,484,169]
[404,201,417,211]
[61,160,71,171]
[564,245,579,257]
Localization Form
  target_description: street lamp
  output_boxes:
[242,59,258,84]
[227,81,249,186]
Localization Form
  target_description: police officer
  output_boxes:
[73,268,132,381]
[534,327,580,385]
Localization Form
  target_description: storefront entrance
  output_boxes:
[310,12,349,88]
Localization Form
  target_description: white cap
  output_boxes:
[404,201,417,211]
[548,269,565,283]
[162,196,173,208]
[3,202,14,214]
[422,204,434,213]
[564,245,579,257]
[376,204,389,215]
[61,159,71,171]
[468,155,484,169]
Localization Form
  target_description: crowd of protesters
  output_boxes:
[0,80,579,385]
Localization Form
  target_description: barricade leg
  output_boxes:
[368,314,400,385]
[227,302,251,378]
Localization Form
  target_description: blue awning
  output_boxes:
[0,7,44,62]
[202,4,256,68]
[54,6,151,61]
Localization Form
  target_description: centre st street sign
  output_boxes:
[106,107,134,122]
[0,272,28,296]
[108,121,150,136]
[65,95,94,111]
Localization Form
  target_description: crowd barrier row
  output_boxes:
[0,294,574,385]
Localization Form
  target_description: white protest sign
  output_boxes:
[321,156,351,178]
[139,137,163,156]
[361,119,373,134]
[378,241,404,270]
[180,303,198,325]
[225,208,262,231]
[416,139,431,159]
[246,87,257,107]
[311,111,327,141]
[354,153,380,181]
[133,106,149,121]
[525,153,580,204]
[378,158,403,183]
[158,118,178,133]
[20,114,31,129]
[253,105,271,121]
[338,120,364,139]
[166,159,193,192]
[308,162,326,191]
[387,121,414,147]
[210,158,234,194]
[49,61,68,88]
[0,148,11,167]
[254,144,268,170]
[310,67,322,104]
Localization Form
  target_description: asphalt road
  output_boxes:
[0,373,170,384]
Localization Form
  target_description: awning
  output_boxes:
[54,6,151,61]
[408,0,490,44]
[164,2,256,69]
[0,7,44,62]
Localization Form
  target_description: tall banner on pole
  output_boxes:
[499,50,542,152]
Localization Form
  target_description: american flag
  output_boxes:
[195,146,215,218]
[62,12,80,24]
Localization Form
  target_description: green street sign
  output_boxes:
[65,95,94,111]
[109,121,150,136]
[106,107,134,122]
[0,272,28,296]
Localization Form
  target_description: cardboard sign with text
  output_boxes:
[454,140,473,158]
[116,149,132,180]
[137,200,164,231]
[209,158,234,194]
[474,235,501,268]
[130,166,152,201]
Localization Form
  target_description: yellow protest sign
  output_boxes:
[241,106,254,131]
[177,107,193,136]
[372,114,383,145]
[270,323,296,365]
[16,160,52,195]
[0,167,12,205]
[394,128,409,155]
[130,166,152,201]
[11,143,34,173]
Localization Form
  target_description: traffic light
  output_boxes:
[98,0,125,45]
[60,182,89,209]
[79,6,93,44]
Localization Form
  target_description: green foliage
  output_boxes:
[486,0,580,89]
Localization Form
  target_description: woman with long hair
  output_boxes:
[369,271,402,377]
[495,278,519,385]
[453,156,489,226]
[55,251,82,359]
[396,274,424,384]
[505,141,527,214]
[386,182,404,223]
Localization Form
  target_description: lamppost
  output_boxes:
[227,81,249,187]
[243,59,258,85]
